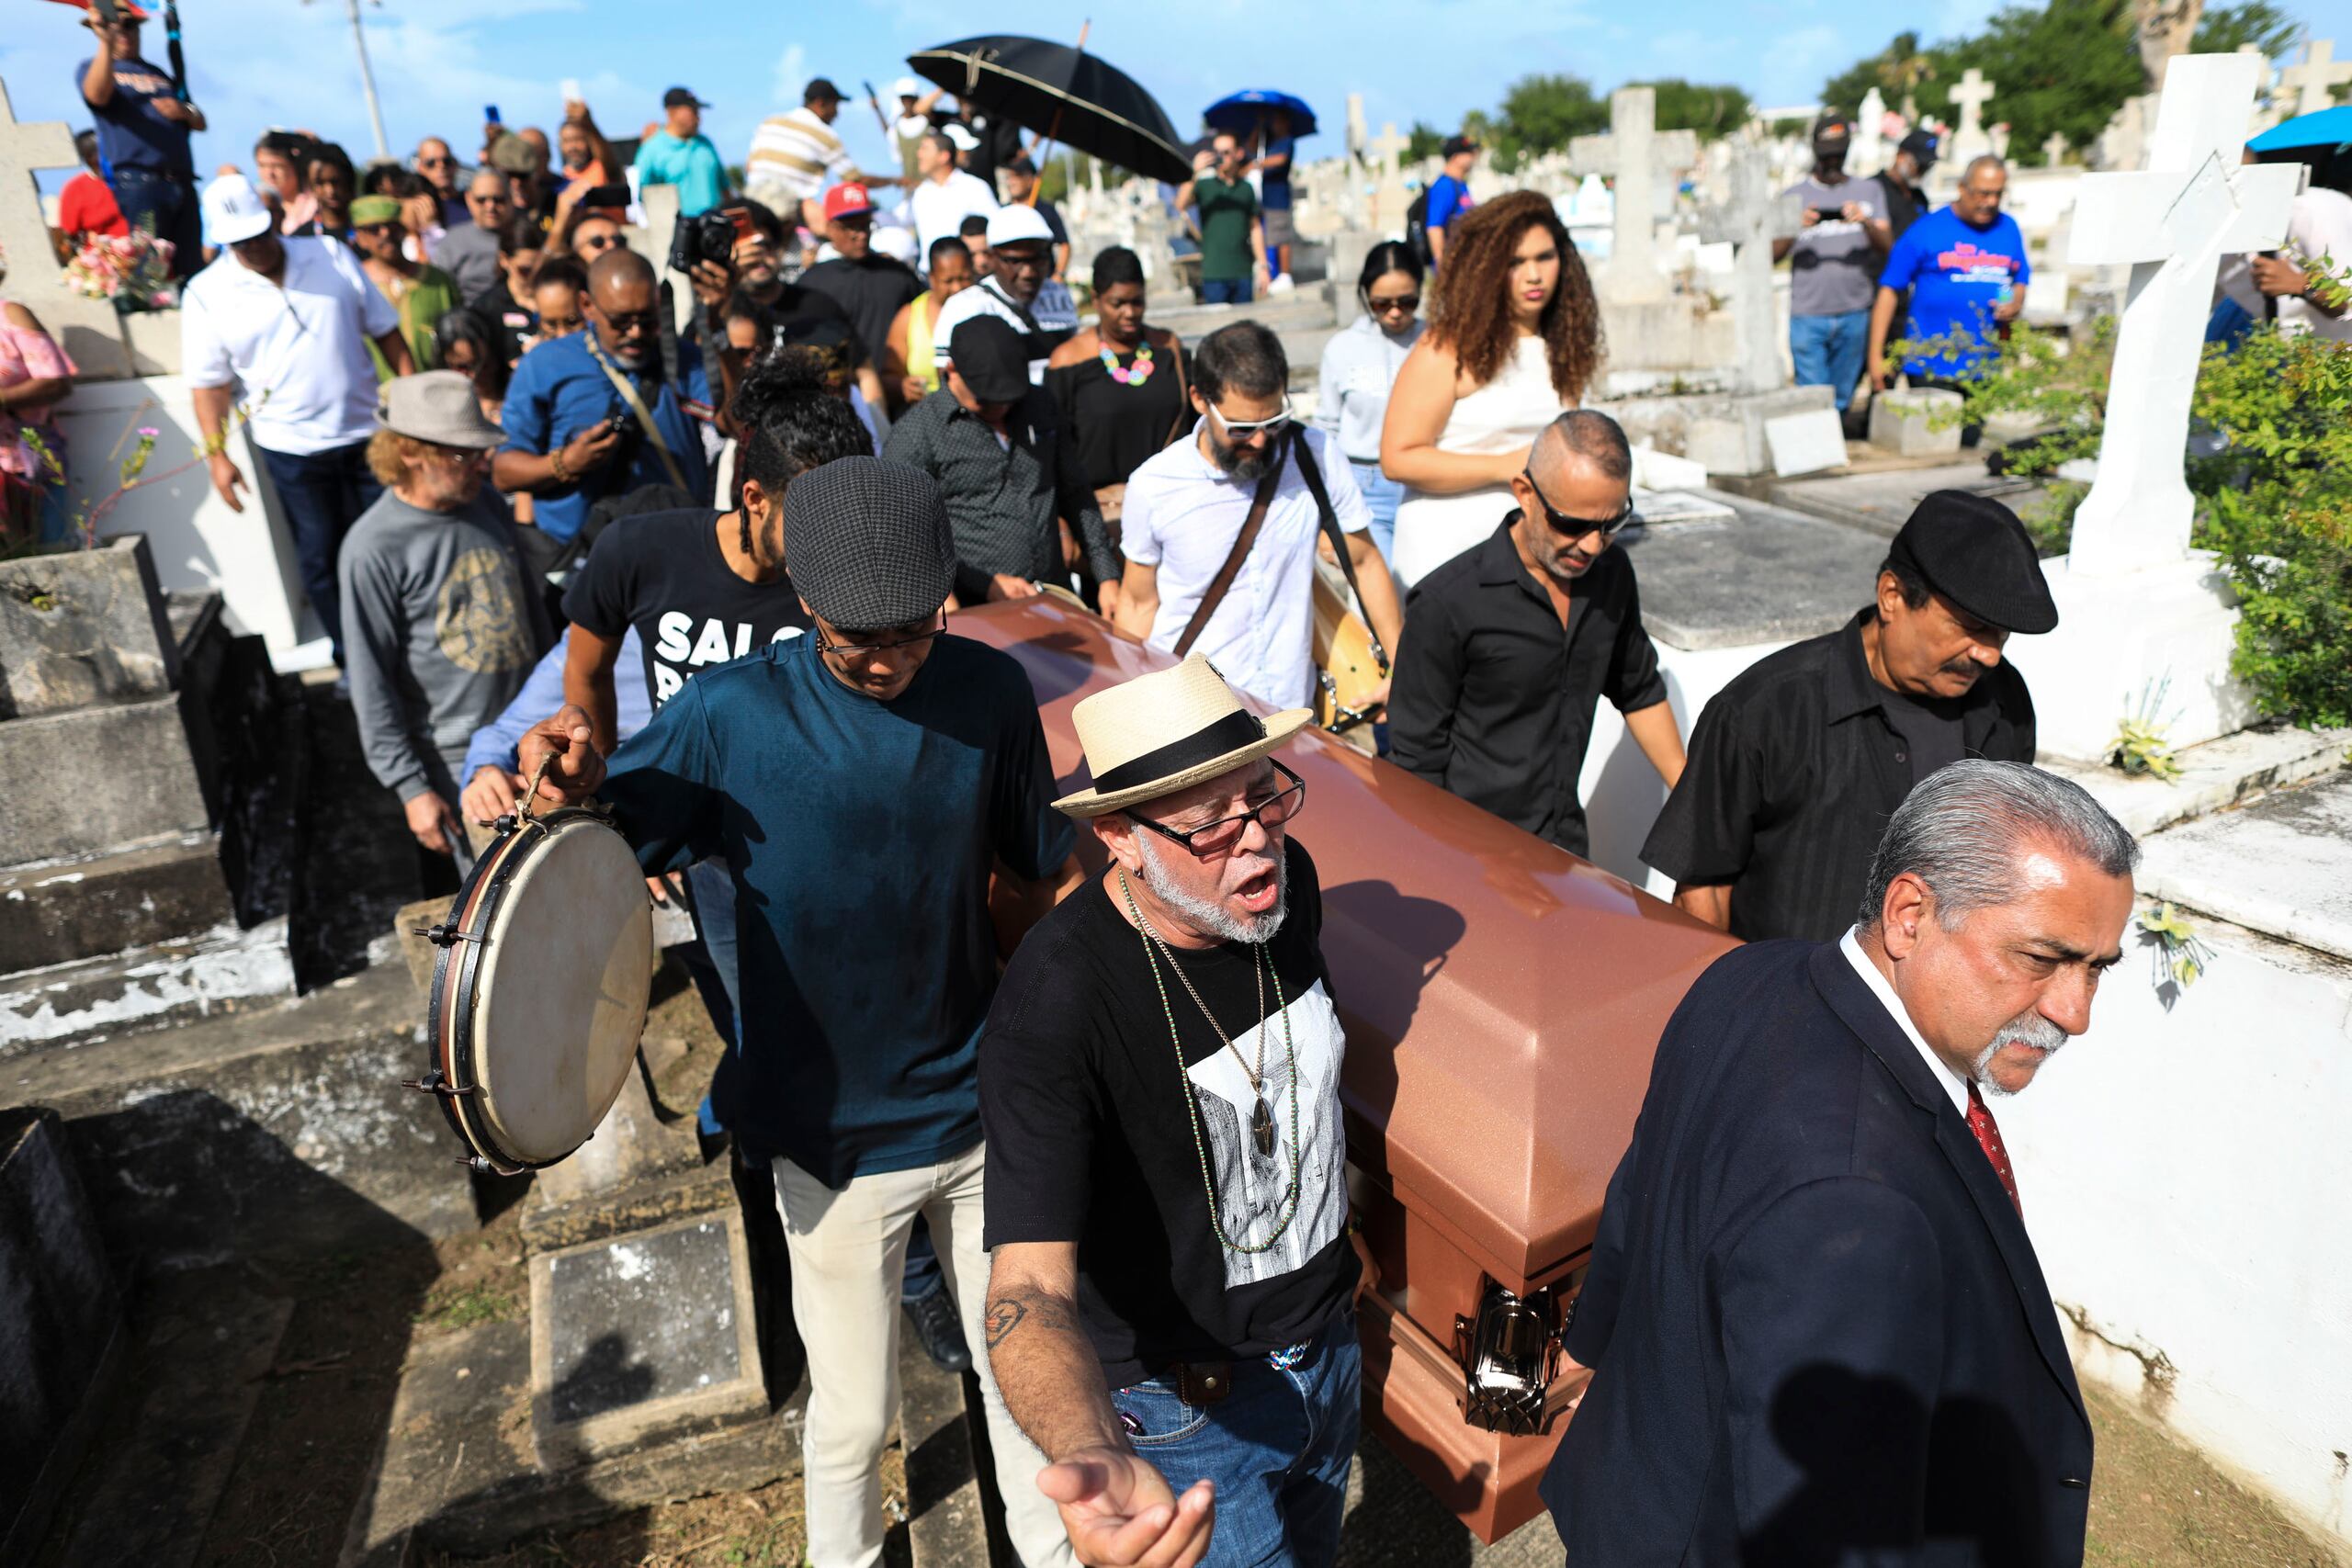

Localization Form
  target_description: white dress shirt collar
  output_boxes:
[1839,927,1970,1116]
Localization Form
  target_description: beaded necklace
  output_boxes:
[1100,339,1156,386]
[1115,869,1303,1255]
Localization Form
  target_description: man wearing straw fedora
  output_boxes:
[979,653,1368,1568]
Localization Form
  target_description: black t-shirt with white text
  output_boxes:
[979,839,1357,1386]
[561,507,811,706]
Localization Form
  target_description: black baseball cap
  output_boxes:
[1887,491,2057,636]
[804,77,843,104]
[948,316,1031,404]
[1442,135,1479,159]
[662,86,709,110]
[1898,130,1940,170]
[1812,114,1852,148]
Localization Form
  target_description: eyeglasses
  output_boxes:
[418,155,452,168]
[575,231,623,254]
[1206,397,1294,440]
[598,309,660,335]
[996,247,1051,272]
[815,615,946,660]
[1521,468,1636,539]
[1367,292,1419,315]
[1130,761,1306,858]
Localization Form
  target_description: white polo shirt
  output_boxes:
[908,168,999,257]
[1121,423,1368,711]
[180,236,399,455]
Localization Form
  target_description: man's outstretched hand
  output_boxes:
[1038,1448,1214,1568]
[515,705,607,806]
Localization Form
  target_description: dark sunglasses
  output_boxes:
[1130,761,1306,858]
[1522,468,1637,539]
[1367,292,1419,314]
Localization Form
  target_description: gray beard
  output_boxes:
[1135,834,1287,946]
[1971,1007,2070,1099]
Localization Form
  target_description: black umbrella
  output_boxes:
[907,34,1192,185]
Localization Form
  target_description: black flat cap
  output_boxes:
[1887,490,2058,635]
[948,315,1031,404]
[783,457,956,630]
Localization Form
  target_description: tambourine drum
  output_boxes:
[414,807,654,1175]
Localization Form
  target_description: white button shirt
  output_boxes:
[180,236,399,455]
[1121,423,1368,711]
[1839,927,1970,1116]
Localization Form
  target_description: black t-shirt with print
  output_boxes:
[560,506,811,707]
[980,838,1358,1386]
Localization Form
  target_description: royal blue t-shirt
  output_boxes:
[1878,206,2031,378]
[1426,174,1475,235]
[499,331,711,541]
[77,55,193,175]
[601,633,1074,1185]
[1260,136,1296,211]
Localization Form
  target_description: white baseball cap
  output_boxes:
[203,174,274,244]
[986,203,1055,248]
[943,121,980,152]
[893,75,925,99]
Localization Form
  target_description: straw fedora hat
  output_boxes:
[1054,655,1312,818]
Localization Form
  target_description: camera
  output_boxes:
[669,209,738,276]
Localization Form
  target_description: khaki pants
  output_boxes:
[772,1142,1073,1568]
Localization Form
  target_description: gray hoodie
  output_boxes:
[338,488,549,803]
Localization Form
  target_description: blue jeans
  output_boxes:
[255,440,380,662]
[108,166,200,278]
[1789,309,1871,412]
[1114,1310,1361,1567]
[1203,276,1255,306]
[1349,459,1403,568]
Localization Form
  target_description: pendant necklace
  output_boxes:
[1117,869,1302,1254]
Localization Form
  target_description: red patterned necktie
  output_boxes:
[1966,1082,2022,1216]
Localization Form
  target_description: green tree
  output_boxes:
[2189,0,2301,58]
[1820,31,1945,118]
[1634,79,1755,141]
[1492,73,1609,168]
[1920,0,2143,166]
[1406,121,1447,163]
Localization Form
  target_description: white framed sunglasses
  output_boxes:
[1205,396,1295,440]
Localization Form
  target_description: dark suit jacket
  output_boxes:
[1542,940,2092,1566]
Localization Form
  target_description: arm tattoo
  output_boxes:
[986,1287,1082,1348]
[984,1298,1027,1348]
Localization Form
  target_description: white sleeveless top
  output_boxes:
[1389,334,1571,587]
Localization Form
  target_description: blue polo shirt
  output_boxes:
[600,633,1075,1185]
[77,55,193,175]
[499,332,710,541]
[632,132,728,218]
[1878,205,2031,378]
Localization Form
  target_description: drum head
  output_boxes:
[469,817,654,1166]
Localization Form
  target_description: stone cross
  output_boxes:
[1569,87,1699,306]
[1855,87,1888,173]
[1989,121,2012,159]
[2239,45,2285,133]
[0,78,134,378]
[1947,68,1997,162]
[1346,94,1368,163]
[2278,38,2352,116]
[1370,122,1409,184]
[1697,137,1803,395]
[2096,93,2154,171]
[2042,130,2070,166]
[2065,51,2302,577]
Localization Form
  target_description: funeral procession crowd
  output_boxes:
[28,6,2252,1563]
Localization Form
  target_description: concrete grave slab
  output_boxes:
[1868,388,1965,457]
[1618,495,1886,651]
[0,536,180,719]
[2043,725,2351,840]
[1766,408,1849,476]
[0,916,293,1049]
[2135,768,2352,961]
[1,693,212,866]
[0,832,236,975]
[1769,462,2047,539]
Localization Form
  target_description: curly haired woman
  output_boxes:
[1379,189,1603,587]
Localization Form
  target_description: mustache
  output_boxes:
[1972,1007,2068,1093]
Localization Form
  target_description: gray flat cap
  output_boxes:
[783,456,956,630]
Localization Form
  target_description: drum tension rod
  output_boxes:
[412,921,483,947]
[401,1068,479,1099]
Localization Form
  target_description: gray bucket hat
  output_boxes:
[782,457,956,630]
[375,370,504,450]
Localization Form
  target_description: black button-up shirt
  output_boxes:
[1388,516,1668,857]
[1641,607,2036,942]
[881,387,1115,604]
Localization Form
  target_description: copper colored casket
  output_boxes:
[958,601,1738,1542]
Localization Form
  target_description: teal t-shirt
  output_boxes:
[632,131,728,217]
[601,633,1074,1184]
[1194,175,1259,283]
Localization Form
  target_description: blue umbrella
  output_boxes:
[1204,90,1317,139]
[2250,105,2352,152]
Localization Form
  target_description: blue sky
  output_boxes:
[0,0,2318,193]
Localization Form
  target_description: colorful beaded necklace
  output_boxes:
[1100,339,1156,386]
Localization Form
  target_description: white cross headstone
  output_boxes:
[1346,94,1368,163]
[1569,87,1699,305]
[2278,38,2352,116]
[0,78,135,379]
[1947,69,1997,162]
[1855,87,1888,173]
[2064,51,2302,577]
[1369,122,1412,234]
[1697,138,1802,395]
[2041,130,2070,166]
